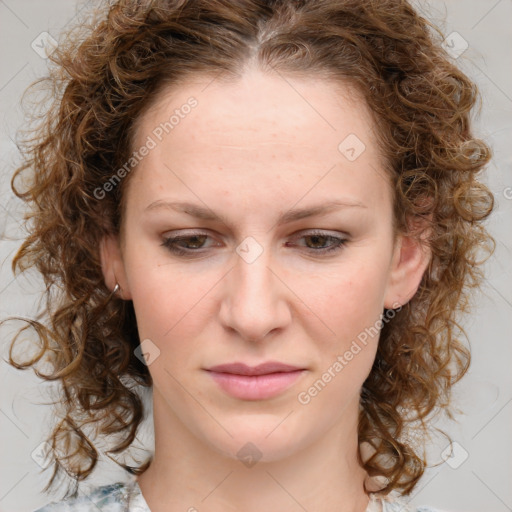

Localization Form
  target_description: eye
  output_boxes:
[161,230,348,257]
[288,230,348,254]
[161,232,213,256]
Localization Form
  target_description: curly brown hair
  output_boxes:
[5,0,494,501]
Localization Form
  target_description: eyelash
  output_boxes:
[160,230,348,257]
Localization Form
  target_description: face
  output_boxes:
[101,67,428,463]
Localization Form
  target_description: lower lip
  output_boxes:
[206,370,306,400]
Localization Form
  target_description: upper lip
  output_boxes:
[205,362,304,376]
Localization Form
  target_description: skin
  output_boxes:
[100,67,430,512]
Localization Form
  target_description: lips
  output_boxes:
[204,361,307,400]
[206,361,304,376]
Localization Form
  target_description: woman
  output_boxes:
[6,0,494,511]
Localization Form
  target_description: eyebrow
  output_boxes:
[144,199,367,223]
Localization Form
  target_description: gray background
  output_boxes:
[0,1,511,511]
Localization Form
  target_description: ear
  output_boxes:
[99,234,132,300]
[384,221,431,309]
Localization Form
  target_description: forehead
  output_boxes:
[127,69,391,212]
[135,68,377,149]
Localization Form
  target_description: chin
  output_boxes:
[198,414,310,465]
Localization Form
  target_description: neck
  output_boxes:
[137,387,371,512]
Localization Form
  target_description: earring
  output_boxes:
[113,283,120,294]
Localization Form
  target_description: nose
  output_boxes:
[218,241,292,343]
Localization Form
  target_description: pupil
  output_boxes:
[189,236,205,248]
[310,235,325,248]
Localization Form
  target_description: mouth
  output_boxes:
[204,361,307,400]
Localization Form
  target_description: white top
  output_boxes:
[33,477,444,511]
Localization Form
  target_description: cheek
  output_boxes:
[289,257,390,341]
[122,240,183,329]
[293,265,385,411]
[128,266,206,339]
